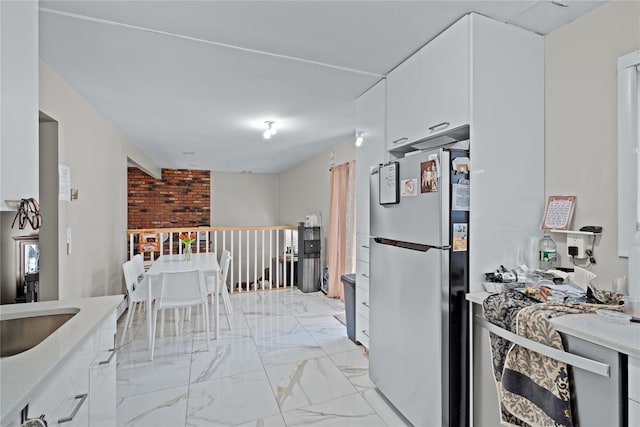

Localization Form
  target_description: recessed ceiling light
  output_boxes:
[263,121,276,139]
[182,151,195,155]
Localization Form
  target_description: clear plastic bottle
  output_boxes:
[539,232,557,271]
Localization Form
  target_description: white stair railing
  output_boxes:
[126,226,300,292]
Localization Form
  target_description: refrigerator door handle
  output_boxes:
[373,237,451,252]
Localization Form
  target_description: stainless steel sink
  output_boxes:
[1,310,78,357]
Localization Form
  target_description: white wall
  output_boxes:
[211,172,279,226]
[39,59,146,299]
[279,138,355,263]
[545,1,640,289]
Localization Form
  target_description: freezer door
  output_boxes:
[370,149,450,246]
[369,238,446,427]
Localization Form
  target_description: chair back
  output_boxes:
[132,254,145,277]
[220,249,232,287]
[122,260,138,295]
[158,269,206,308]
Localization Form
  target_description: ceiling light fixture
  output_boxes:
[355,132,364,147]
[263,121,277,139]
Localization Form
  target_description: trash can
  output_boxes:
[341,273,357,343]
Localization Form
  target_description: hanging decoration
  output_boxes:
[11,198,42,230]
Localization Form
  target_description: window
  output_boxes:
[618,49,640,257]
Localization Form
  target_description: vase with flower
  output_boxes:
[179,232,196,261]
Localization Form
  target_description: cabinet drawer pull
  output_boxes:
[361,301,370,308]
[361,274,369,279]
[392,137,408,145]
[58,393,88,424]
[99,347,116,365]
[428,122,450,132]
[361,245,369,249]
[362,330,369,337]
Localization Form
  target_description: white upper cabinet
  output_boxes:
[422,15,470,139]
[386,49,425,149]
[387,15,469,151]
[0,1,39,211]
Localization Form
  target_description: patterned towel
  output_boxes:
[483,292,616,427]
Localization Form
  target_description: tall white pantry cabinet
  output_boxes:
[355,12,543,422]
[355,80,386,349]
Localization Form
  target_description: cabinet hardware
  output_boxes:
[362,274,369,278]
[361,245,369,249]
[99,347,116,365]
[392,137,408,145]
[362,302,370,308]
[362,330,369,337]
[428,122,450,132]
[58,393,88,423]
[475,316,610,377]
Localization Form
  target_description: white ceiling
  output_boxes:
[38,0,605,174]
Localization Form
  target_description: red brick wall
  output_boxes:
[127,168,210,229]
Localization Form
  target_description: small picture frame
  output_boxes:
[139,233,160,252]
[540,195,576,230]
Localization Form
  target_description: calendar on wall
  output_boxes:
[540,195,576,230]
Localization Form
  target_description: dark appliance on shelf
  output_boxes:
[298,225,321,292]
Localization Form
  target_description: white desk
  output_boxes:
[146,253,220,353]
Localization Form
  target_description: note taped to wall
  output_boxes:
[59,164,71,201]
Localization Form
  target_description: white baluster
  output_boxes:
[276,230,280,288]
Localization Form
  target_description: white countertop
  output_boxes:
[466,292,640,358]
[0,295,123,422]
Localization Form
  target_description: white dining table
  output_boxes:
[145,252,220,353]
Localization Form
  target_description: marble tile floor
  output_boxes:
[115,287,410,427]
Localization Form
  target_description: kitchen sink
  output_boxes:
[1,309,79,357]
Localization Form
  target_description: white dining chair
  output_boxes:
[206,249,233,329]
[151,269,209,360]
[120,259,148,346]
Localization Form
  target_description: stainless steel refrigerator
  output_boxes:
[369,146,470,427]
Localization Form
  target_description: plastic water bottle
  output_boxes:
[539,233,557,271]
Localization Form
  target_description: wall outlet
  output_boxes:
[567,234,586,259]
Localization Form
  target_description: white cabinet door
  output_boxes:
[386,51,424,150]
[422,15,470,138]
[29,337,93,426]
[89,313,117,426]
[630,399,640,427]
[0,1,38,210]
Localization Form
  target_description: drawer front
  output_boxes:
[357,234,370,262]
[356,269,369,292]
[629,356,640,402]
[356,259,369,282]
[356,287,370,320]
[30,345,91,426]
[356,314,370,348]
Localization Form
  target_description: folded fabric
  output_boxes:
[483,292,535,426]
[483,293,614,427]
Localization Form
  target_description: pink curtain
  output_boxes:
[327,161,356,300]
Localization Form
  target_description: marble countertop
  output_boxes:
[0,295,123,422]
[466,292,640,358]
